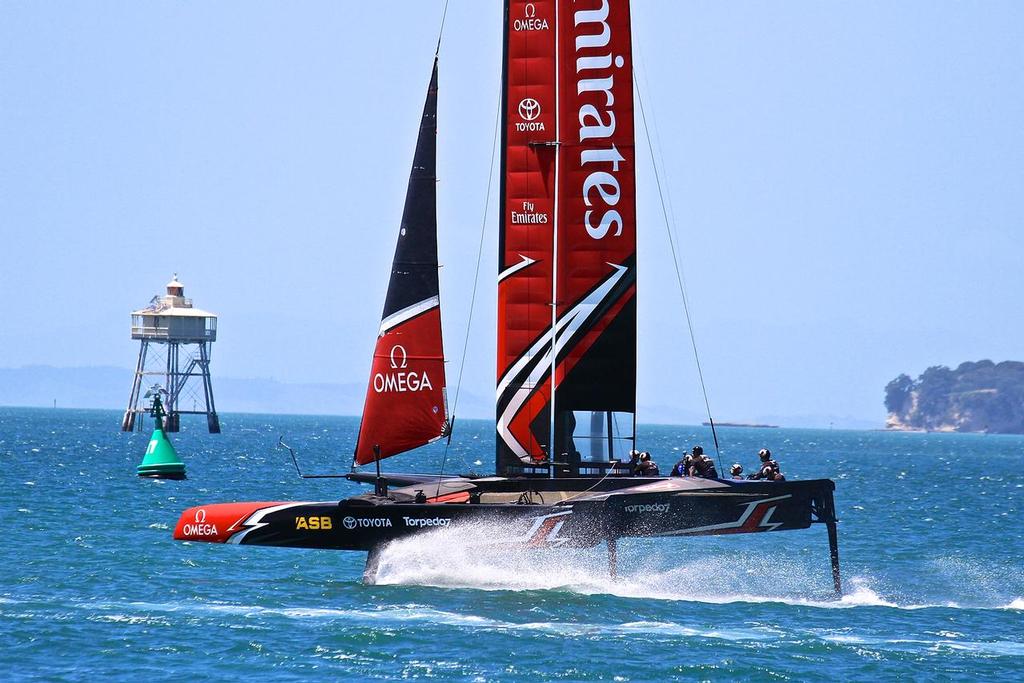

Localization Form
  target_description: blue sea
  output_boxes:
[1,407,1022,681]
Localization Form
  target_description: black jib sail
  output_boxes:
[354,58,448,465]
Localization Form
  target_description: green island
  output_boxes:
[885,360,1024,433]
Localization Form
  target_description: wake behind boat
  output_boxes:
[173,0,841,592]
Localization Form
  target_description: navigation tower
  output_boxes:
[121,275,220,433]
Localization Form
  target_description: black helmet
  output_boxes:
[692,445,704,456]
[758,448,771,461]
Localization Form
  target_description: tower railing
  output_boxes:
[130,325,216,341]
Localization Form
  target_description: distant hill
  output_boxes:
[885,360,1024,433]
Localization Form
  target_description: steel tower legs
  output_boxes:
[121,340,220,433]
[121,340,150,432]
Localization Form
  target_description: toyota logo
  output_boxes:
[518,98,541,121]
[343,516,357,530]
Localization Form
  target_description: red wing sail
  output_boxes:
[355,59,448,466]
[497,0,559,469]
[497,0,636,475]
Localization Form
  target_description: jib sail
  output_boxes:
[497,0,637,475]
[354,59,448,466]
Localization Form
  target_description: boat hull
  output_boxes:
[172,478,836,552]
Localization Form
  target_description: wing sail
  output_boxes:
[497,0,636,475]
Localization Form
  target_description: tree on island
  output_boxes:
[885,360,1024,433]
[884,374,914,415]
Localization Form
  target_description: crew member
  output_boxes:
[672,445,705,477]
[747,448,785,481]
[670,452,692,477]
[688,448,718,479]
[730,463,744,479]
[636,451,660,476]
[628,449,642,475]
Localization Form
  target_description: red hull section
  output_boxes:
[173,502,289,544]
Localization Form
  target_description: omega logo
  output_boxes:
[182,508,217,537]
[374,343,433,393]
[390,345,408,369]
[514,2,549,32]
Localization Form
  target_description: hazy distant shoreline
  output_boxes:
[0,404,882,435]
[0,365,882,430]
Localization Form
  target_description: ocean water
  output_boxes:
[1,407,1022,681]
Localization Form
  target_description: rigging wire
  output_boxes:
[633,46,724,475]
[434,87,502,497]
[559,460,622,503]
[435,0,450,57]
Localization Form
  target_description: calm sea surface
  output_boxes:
[1,407,1022,681]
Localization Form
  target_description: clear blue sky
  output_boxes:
[1,1,1022,427]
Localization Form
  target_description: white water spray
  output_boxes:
[369,520,863,606]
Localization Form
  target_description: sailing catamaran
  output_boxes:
[173,0,841,591]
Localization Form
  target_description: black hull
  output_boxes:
[174,476,836,551]
[173,475,840,590]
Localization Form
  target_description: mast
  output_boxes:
[354,58,448,466]
[548,0,562,478]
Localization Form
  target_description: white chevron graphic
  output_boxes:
[498,255,537,282]
[226,502,323,544]
[496,263,628,462]
[378,296,439,336]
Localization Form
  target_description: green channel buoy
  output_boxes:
[137,390,186,480]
